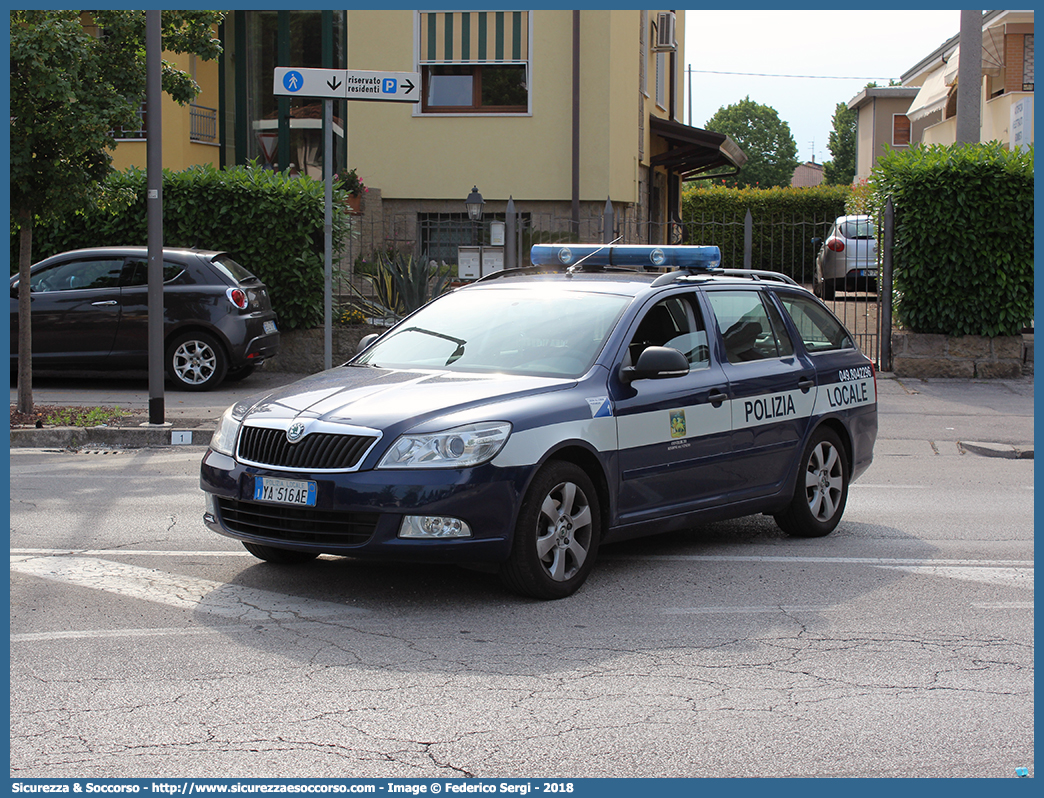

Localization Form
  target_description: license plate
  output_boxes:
[253,476,316,506]
[264,320,278,335]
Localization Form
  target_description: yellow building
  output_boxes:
[111,10,743,251]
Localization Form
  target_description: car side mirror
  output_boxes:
[357,332,380,353]
[620,346,689,383]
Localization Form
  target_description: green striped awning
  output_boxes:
[420,10,529,63]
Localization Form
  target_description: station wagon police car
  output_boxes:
[201,244,877,599]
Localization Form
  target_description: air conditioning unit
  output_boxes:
[654,11,677,52]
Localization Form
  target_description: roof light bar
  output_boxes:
[530,244,721,271]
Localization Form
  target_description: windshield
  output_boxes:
[354,286,631,377]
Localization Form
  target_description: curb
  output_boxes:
[10,422,214,449]
[959,440,1035,460]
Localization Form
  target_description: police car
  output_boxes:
[201,244,877,599]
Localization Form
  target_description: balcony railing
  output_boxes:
[110,104,147,140]
[190,104,218,144]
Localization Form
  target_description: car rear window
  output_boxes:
[209,254,258,284]
[839,219,876,240]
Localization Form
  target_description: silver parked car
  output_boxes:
[813,215,878,300]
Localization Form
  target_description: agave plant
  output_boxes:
[349,250,452,321]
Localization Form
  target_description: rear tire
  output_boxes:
[242,541,320,564]
[166,331,227,391]
[500,461,601,600]
[775,427,849,538]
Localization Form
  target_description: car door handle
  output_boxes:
[798,378,816,393]
[91,301,118,306]
[708,390,728,408]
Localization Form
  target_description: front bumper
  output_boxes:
[200,450,529,564]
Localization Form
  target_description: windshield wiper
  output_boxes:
[398,326,467,365]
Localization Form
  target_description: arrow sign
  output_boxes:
[274,67,420,103]
[274,67,347,99]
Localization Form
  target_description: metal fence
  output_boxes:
[337,204,885,368]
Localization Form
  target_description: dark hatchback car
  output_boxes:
[201,244,878,600]
[10,247,280,390]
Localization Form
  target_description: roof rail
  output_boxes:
[651,267,800,288]
[719,269,799,285]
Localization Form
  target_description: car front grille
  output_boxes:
[238,426,377,471]
[216,498,378,546]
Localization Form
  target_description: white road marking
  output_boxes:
[10,555,368,622]
[604,554,1035,568]
[878,565,1033,589]
[11,551,1030,641]
[12,626,222,643]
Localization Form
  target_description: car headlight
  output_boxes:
[209,405,243,456]
[377,422,512,469]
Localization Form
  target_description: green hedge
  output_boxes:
[682,184,850,281]
[15,164,354,330]
[869,143,1034,338]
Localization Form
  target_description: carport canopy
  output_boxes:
[649,117,747,179]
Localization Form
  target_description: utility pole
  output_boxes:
[956,10,982,145]
[146,10,165,425]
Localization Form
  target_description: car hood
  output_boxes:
[234,365,577,432]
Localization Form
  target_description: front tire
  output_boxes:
[775,427,849,538]
[166,331,227,391]
[500,461,601,600]
[242,541,320,564]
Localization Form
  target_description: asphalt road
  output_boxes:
[9,375,1034,777]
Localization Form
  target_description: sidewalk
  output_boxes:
[9,369,1036,458]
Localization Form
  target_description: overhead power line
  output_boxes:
[687,67,893,81]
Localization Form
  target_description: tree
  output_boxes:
[703,96,799,188]
[10,10,224,413]
[822,102,857,185]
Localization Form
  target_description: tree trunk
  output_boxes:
[17,208,33,415]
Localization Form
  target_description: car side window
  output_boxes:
[706,290,793,364]
[122,260,188,286]
[628,294,709,370]
[29,259,124,293]
[778,293,854,352]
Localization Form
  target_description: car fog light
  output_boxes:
[399,515,472,539]
[204,492,218,521]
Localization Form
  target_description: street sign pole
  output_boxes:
[273,66,420,370]
[323,98,334,370]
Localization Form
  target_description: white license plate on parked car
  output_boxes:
[264,320,278,335]
[253,477,316,506]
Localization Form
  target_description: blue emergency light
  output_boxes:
[530,243,721,271]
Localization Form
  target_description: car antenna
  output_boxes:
[566,236,624,274]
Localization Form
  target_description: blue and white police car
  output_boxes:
[201,244,877,599]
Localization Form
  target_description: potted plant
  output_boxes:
[336,168,366,214]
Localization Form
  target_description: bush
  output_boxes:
[869,143,1034,337]
[16,164,354,330]
[682,183,850,280]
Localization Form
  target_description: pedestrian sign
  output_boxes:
[282,70,304,93]
[273,67,420,103]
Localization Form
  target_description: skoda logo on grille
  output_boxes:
[286,421,307,444]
